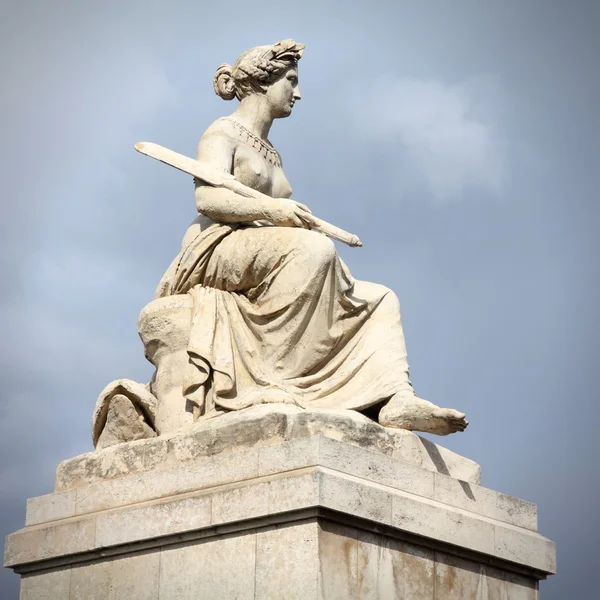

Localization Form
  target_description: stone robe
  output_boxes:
[154,218,414,414]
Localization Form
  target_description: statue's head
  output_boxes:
[213,39,304,118]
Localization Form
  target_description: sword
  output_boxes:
[134,142,362,248]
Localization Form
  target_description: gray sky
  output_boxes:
[1,1,598,597]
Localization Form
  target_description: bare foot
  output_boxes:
[378,393,468,436]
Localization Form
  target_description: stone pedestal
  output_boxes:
[4,407,555,599]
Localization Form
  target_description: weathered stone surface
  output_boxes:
[391,486,497,556]
[24,435,533,552]
[25,489,76,526]
[434,553,507,600]
[13,521,543,600]
[56,436,169,493]
[433,552,539,599]
[6,436,554,598]
[319,469,394,524]
[4,516,95,566]
[96,393,157,449]
[20,567,71,600]
[74,447,259,516]
[92,380,158,447]
[137,295,193,435]
[159,532,256,600]
[318,521,359,598]
[255,521,319,599]
[357,531,435,599]
[6,462,554,575]
[95,494,211,547]
[56,405,480,493]
[286,407,477,480]
[69,551,160,600]
[211,470,319,525]
[495,522,557,573]
[504,571,539,600]
[433,471,538,531]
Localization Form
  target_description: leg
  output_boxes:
[379,393,468,436]
[359,285,468,436]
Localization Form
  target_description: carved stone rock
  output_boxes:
[96,394,157,449]
[60,405,480,492]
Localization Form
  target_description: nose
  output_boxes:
[293,86,301,101]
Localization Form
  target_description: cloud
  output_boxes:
[349,77,506,202]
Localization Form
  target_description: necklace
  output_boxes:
[224,117,282,168]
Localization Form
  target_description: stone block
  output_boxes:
[257,435,320,476]
[391,431,481,484]
[434,553,507,600]
[74,447,259,515]
[69,551,159,600]
[255,520,319,599]
[433,473,537,530]
[495,523,556,573]
[4,517,95,567]
[319,469,393,525]
[94,494,211,547]
[357,531,435,599]
[318,521,359,599]
[6,433,554,598]
[211,469,318,525]
[497,491,538,530]
[25,490,76,526]
[504,571,539,600]
[318,435,435,499]
[391,490,496,556]
[19,567,71,600]
[158,531,256,600]
[55,436,169,491]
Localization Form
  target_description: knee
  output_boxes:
[355,281,401,322]
[355,281,400,312]
[381,288,401,314]
[377,289,402,323]
[300,231,336,269]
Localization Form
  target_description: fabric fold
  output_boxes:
[157,222,413,413]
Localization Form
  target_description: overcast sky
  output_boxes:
[1,1,598,597]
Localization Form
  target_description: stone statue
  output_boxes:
[15,42,558,599]
[92,39,467,449]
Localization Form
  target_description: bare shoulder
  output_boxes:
[196,117,239,166]
[203,116,239,139]
[199,118,238,149]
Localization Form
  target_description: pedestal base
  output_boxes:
[4,408,555,599]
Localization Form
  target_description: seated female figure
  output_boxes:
[153,40,467,436]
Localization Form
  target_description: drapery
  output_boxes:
[157,222,413,412]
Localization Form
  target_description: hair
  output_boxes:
[213,39,305,101]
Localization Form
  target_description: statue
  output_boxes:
[6,43,560,598]
[92,40,467,449]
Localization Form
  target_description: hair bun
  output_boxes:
[213,64,236,100]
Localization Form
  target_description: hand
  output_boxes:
[268,199,313,228]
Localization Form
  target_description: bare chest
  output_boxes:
[233,145,293,199]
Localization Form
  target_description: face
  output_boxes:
[265,67,301,118]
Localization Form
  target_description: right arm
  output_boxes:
[194,129,309,227]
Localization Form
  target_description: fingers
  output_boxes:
[291,200,312,214]
[291,214,309,228]
[271,200,312,228]
[294,210,311,228]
